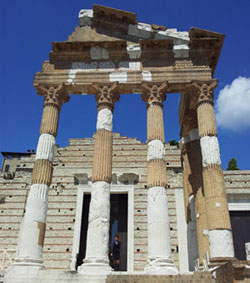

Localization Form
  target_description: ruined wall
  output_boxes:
[0,134,249,272]
[0,155,31,271]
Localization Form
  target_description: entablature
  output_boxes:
[33,4,222,131]
[34,60,212,96]
[49,5,224,73]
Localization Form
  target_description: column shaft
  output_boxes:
[142,83,178,275]
[147,104,165,141]
[195,188,209,263]
[15,85,68,267]
[79,84,118,274]
[147,159,167,187]
[92,129,112,183]
[197,103,217,137]
[84,125,112,266]
[193,81,234,261]
[40,104,59,136]
[181,146,193,222]
[189,139,209,264]
[181,131,209,267]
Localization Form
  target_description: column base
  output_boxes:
[5,260,45,283]
[78,260,112,275]
[144,258,178,275]
[208,229,235,259]
[13,257,44,266]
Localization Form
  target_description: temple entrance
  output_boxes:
[76,193,128,271]
[230,211,250,260]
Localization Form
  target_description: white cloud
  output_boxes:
[216,76,250,131]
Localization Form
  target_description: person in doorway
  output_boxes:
[111,234,121,271]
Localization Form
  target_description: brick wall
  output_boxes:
[0,133,249,272]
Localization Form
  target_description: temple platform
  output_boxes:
[3,262,250,283]
[3,271,214,283]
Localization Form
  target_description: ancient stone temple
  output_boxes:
[1,5,250,283]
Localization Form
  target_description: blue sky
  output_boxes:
[1,0,250,169]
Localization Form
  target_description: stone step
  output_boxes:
[106,273,215,283]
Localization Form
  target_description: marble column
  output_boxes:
[13,84,69,268]
[192,80,235,261]
[245,243,250,260]
[141,82,178,275]
[181,129,209,267]
[191,139,210,267]
[180,141,193,223]
[79,83,119,274]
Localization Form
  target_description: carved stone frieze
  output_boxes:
[91,82,120,110]
[141,82,168,107]
[36,84,70,108]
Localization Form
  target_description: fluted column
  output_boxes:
[192,80,234,262]
[14,84,69,268]
[180,142,193,223]
[181,111,209,267]
[141,82,178,275]
[79,83,119,274]
[182,133,209,267]
[190,139,209,266]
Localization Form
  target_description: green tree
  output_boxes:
[227,158,239,170]
[169,140,179,148]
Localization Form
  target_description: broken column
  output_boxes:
[12,84,69,269]
[192,80,235,262]
[141,82,178,275]
[79,83,119,274]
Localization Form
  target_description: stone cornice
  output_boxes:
[49,35,223,73]
[93,4,137,26]
[45,6,224,76]
[140,39,174,60]
[50,39,176,66]
[189,28,225,74]
[50,41,129,64]
[52,41,127,52]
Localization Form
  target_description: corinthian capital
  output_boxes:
[36,84,70,108]
[91,83,120,110]
[141,82,168,107]
[191,80,217,106]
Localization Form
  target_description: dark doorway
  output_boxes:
[76,193,91,269]
[230,210,250,260]
[109,194,128,271]
[76,193,128,271]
